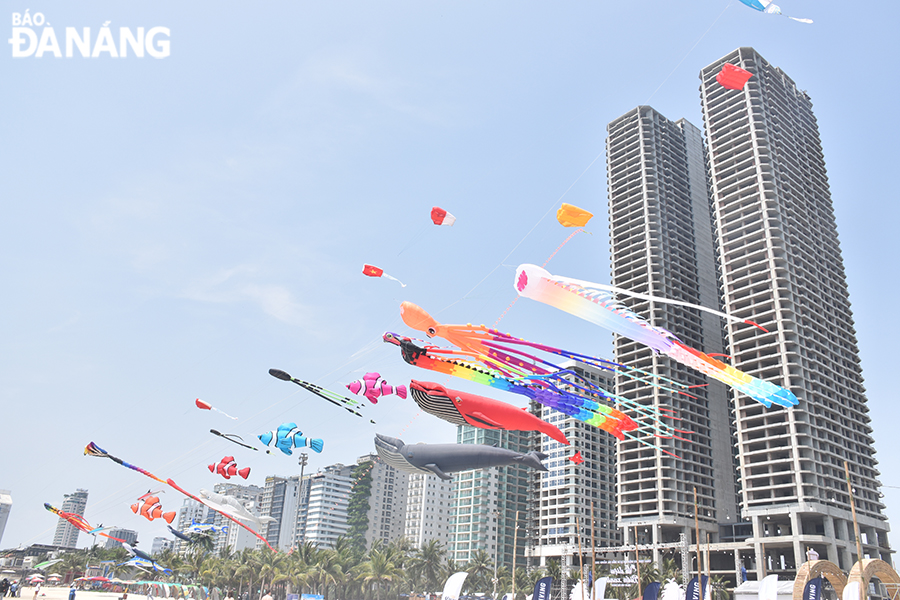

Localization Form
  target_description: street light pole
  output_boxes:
[494,510,501,600]
[297,453,308,547]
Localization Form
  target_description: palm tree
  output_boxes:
[308,550,342,600]
[256,551,286,599]
[466,549,494,592]
[235,549,261,600]
[411,540,446,593]
[357,549,401,600]
[659,558,680,583]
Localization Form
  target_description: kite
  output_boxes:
[121,545,170,574]
[195,399,238,420]
[209,456,251,480]
[374,433,548,480]
[119,557,171,575]
[556,203,594,228]
[569,451,584,465]
[210,429,258,451]
[259,422,324,455]
[362,264,406,287]
[409,380,570,445]
[738,0,812,22]
[33,559,63,571]
[197,488,275,531]
[386,302,699,451]
[84,442,275,551]
[347,372,407,404]
[268,368,373,422]
[122,542,154,562]
[167,525,198,544]
[184,520,226,535]
[716,63,753,90]
[130,492,176,524]
[43,503,124,541]
[386,331,644,442]
[514,264,798,408]
[431,207,456,226]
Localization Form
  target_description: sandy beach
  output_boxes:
[20,590,124,600]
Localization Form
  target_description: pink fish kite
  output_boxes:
[347,373,407,404]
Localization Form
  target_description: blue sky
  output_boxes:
[2,0,898,550]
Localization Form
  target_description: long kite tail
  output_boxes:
[84,442,167,484]
[268,369,372,421]
[84,442,277,552]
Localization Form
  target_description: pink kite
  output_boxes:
[347,372,407,404]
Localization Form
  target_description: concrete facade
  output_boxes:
[700,47,891,577]
[607,106,739,566]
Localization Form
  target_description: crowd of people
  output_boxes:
[0,578,22,597]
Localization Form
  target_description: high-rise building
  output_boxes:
[405,473,451,548]
[0,490,11,546]
[103,528,137,550]
[151,537,174,555]
[448,428,530,569]
[211,482,264,553]
[302,464,354,548]
[53,489,89,548]
[349,454,409,550]
[700,47,890,575]
[527,363,622,574]
[258,476,301,551]
[607,106,738,561]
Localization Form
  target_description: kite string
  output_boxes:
[456,150,605,305]
[643,1,731,105]
[492,228,586,328]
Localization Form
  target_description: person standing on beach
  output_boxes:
[68,584,76,600]
[32,582,41,600]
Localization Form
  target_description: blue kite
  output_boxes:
[258,422,323,455]
[738,0,812,23]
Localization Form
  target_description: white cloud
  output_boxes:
[182,265,310,327]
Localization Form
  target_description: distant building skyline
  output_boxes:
[527,363,621,574]
[0,490,11,547]
[103,528,137,550]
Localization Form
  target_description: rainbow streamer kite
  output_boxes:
[385,302,695,453]
[514,264,798,408]
[84,442,275,551]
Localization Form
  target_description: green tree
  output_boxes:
[357,548,401,600]
[465,549,494,592]
[411,540,447,593]
[347,463,375,553]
